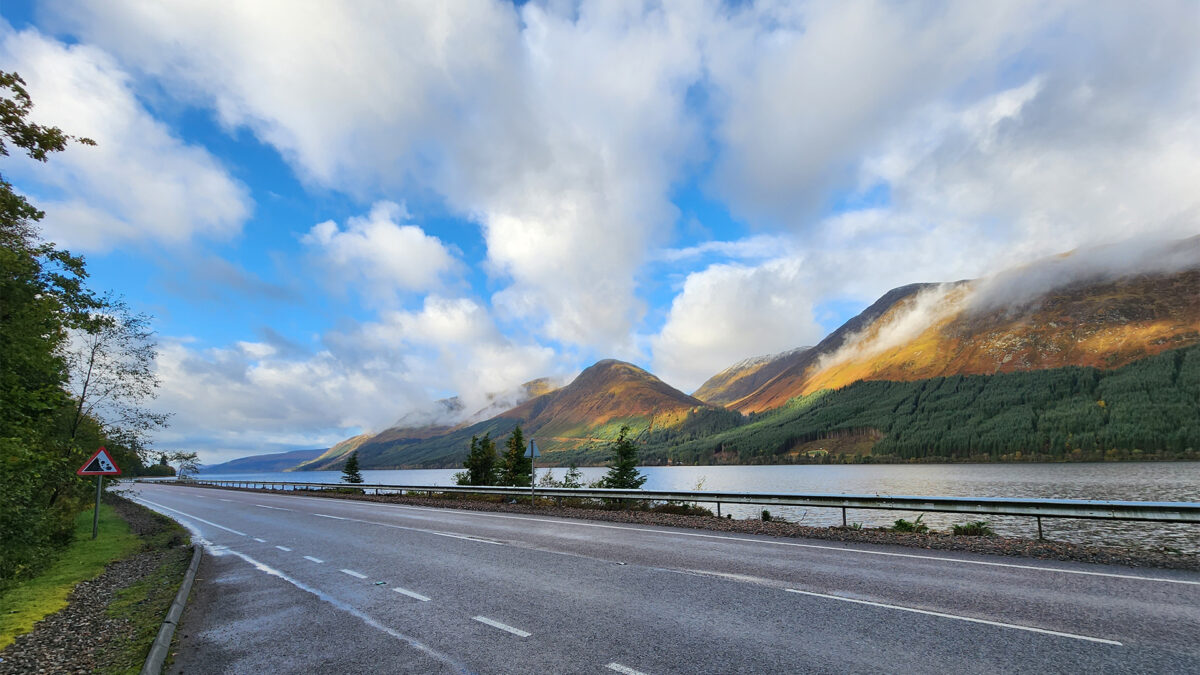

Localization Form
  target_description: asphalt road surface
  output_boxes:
[125,482,1200,674]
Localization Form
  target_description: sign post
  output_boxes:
[77,447,122,539]
[524,440,540,504]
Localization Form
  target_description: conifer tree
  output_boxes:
[600,426,647,489]
[458,434,497,486]
[498,425,532,487]
[341,451,363,484]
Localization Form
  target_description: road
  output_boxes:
[125,482,1200,674]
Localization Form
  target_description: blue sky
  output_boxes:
[2,1,1197,463]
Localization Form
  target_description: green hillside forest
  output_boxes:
[623,344,1200,466]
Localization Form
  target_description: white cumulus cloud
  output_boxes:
[302,201,459,300]
[0,22,251,251]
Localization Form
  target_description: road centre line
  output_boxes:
[392,587,430,602]
[134,498,247,537]
[161,487,1198,586]
[341,568,368,579]
[472,616,531,637]
[304,556,324,563]
[785,588,1123,645]
[275,545,292,552]
[339,499,1199,586]
[606,663,650,675]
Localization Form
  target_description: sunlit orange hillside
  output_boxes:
[503,359,709,443]
[732,267,1200,413]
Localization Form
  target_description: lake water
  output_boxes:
[190,462,1200,553]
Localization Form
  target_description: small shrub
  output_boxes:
[651,502,714,517]
[891,514,928,533]
[761,509,772,521]
[848,522,863,531]
[951,521,995,537]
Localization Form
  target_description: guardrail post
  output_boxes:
[842,507,847,528]
[717,502,721,517]
[1037,517,1044,540]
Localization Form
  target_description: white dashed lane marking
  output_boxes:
[341,569,368,579]
[304,556,324,563]
[606,663,650,675]
[472,616,530,638]
[392,587,430,602]
[253,538,267,543]
[275,545,292,552]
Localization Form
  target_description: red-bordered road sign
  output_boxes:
[77,447,122,476]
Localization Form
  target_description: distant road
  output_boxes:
[127,483,1200,674]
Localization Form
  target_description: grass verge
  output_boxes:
[0,505,140,649]
[97,520,191,675]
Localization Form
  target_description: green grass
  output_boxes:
[98,544,190,674]
[0,505,140,649]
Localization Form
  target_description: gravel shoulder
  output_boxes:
[0,496,191,675]
[197,485,1199,572]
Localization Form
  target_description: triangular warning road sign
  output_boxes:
[77,447,121,476]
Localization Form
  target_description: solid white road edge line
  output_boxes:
[472,616,531,637]
[606,663,650,675]
[785,588,1123,645]
[275,545,292,552]
[341,569,368,579]
[133,498,248,537]
[304,556,324,563]
[392,587,430,602]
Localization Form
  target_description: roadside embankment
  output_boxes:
[0,494,192,674]
[184,484,1199,572]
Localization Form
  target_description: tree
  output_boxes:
[1,70,99,583]
[599,426,647,489]
[457,434,497,486]
[170,451,200,479]
[561,461,584,489]
[341,451,364,484]
[497,425,531,487]
[66,294,169,450]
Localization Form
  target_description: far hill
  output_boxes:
[308,359,709,470]
[296,377,561,471]
[292,433,371,472]
[692,347,811,405]
[202,448,326,474]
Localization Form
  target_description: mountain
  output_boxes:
[292,433,372,471]
[313,359,709,469]
[202,448,326,474]
[294,377,564,471]
[692,347,811,406]
[729,266,1200,413]
[709,282,938,412]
